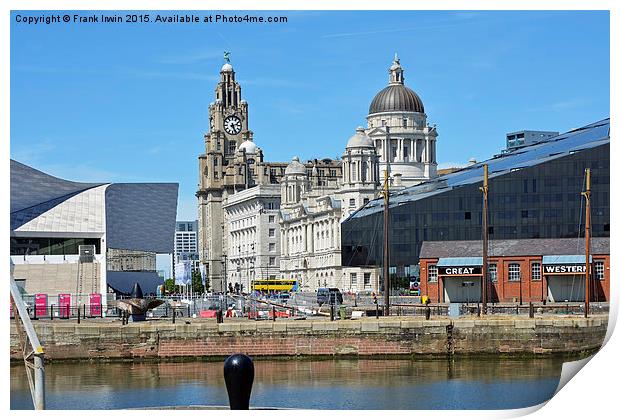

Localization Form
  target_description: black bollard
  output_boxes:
[529,302,534,318]
[217,309,223,324]
[172,308,176,324]
[77,306,81,324]
[50,304,54,321]
[425,305,431,320]
[223,353,254,410]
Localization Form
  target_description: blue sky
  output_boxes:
[11,10,609,221]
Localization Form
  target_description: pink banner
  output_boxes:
[59,294,71,317]
[35,294,47,317]
[89,293,102,316]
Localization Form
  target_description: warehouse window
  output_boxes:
[595,261,605,280]
[508,263,521,281]
[428,265,438,283]
[531,262,541,281]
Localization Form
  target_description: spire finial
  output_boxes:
[224,51,231,63]
[394,52,399,63]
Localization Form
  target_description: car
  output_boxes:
[317,288,343,306]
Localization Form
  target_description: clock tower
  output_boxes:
[197,57,255,292]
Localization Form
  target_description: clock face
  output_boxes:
[224,116,242,135]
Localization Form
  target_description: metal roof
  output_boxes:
[10,160,104,229]
[419,237,609,259]
[349,118,610,220]
[542,255,592,265]
[369,84,424,114]
[437,257,483,267]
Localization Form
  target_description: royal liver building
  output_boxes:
[197,54,438,292]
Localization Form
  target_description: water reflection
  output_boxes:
[11,357,569,410]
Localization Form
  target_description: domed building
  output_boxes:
[199,55,429,293]
[366,54,438,187]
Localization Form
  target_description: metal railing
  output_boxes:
[10,278,45,410]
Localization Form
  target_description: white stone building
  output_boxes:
[198,54,439,293]
[223,183,281,292]
[366,54,438,187]
[279,128,382,292]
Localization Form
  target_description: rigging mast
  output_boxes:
[582,168,591,318]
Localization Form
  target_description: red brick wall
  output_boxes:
[419,254,610,303]
[157,336,413,358]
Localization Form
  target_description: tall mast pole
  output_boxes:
[480,164,489,314]
[582,168,591,318]
[383,168,390,316]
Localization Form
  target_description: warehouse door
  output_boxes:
[547,275,585,302]
[443,277,481,303]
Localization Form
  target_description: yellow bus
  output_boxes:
[251,279,298,293]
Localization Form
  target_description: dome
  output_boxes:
[369,84,424,114]
[238,140,258,154]
[346,127,374,149]
[285,156,306,176]
[221,63,233,72]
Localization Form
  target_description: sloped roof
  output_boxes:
[420,237,609,259]
[349,118,610,220]
[10,160,104,230]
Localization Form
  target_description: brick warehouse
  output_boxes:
[418,238,609,304]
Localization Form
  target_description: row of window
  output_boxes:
[428,261,606,282]
[349,272,372,287]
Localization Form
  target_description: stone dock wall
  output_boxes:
[10,317,608,361]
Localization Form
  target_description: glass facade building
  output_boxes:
[341,119,610,277]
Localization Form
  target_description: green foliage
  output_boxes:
[191,270,205,294]
[164,278,178,294]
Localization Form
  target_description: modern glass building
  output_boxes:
[341,118,610,284]
[10,160,179,301]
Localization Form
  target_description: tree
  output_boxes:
[191,269,205,295]
[164,278,178,295]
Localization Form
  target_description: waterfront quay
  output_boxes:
[10,314,607,362]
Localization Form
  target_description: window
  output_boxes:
[330,169,337,177]
[403,118,408,128]
[349,198,356,208]
[268,243,276,252]
[268,215,275,223]
[269,257,276,266]
[428,265,438,283]
[594,261,605,280]
[363,198,369,205]
[268,228,275,237]
[364,273,371,288]
[508,263,521,281]
[228,142,236,155]
[465,212,471,220]
[531,262,541,281]
[350,273,357,287]
[488,263,497,282]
